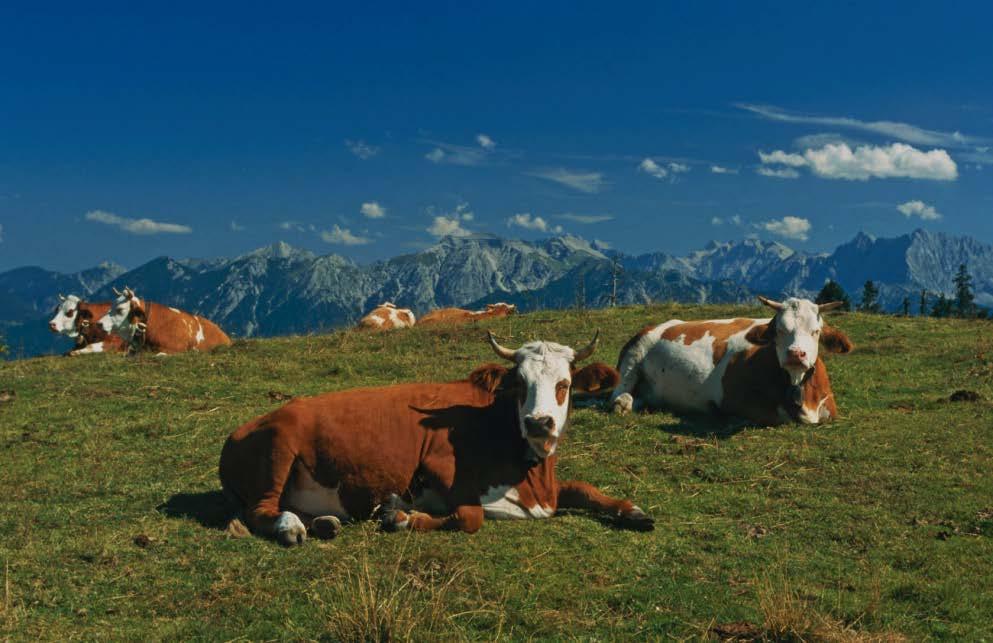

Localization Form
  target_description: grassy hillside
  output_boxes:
[1,303,992,640]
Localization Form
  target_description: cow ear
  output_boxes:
[820,323,853,354]
[468,363,511,393]
[744,321,775,345]
[571,362,620,394]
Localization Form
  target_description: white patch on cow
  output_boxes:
[49,295,82,337]
[481,485,552,520]
[284,463,351,520]
[513,341,576,457]
[169,307,180,313]
[71,341,105,355]
[195,320,205,344]
[771,298,825,385]
[798,395,832,424]
[368,313,385,326]
[99,293,141,343]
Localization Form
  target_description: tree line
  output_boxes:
[815,264,988,319]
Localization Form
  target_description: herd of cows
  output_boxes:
[47,287,853,545]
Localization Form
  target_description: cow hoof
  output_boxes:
[311,515,343,540]
[376,494,409,532]
[617,506,655,532]
[612,393,633,415]
[274,511,307,546]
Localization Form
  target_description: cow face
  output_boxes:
[488,331,598,458]
[98,287,144,341]
[49,294,82,336]
[746,296,849,385]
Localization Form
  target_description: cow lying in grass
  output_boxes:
[610,296,853,425]
[357,302,416,331]
[99,287,232,354]
[48,294,127,356]
[417,302,517,326]
[219,331,653,545]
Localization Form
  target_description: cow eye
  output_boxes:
[66,309,75,317]
[556,380,569,391]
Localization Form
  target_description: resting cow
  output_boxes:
[417,302,517,326]
[48,294,127,355]
[98,287,232,354]
[610,296,853,425]
[357,302,416,331]
[219,331,653,545]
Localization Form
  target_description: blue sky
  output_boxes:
[2,2,991,272]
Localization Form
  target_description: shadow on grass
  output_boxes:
[658,414,750,440]
[158,490,236,531]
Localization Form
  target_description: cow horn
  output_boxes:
[757,295,784,311]
[573,330,600,362]
[818,301,845,313]
[123,287,135,299]
[487,331,517,362]
[113,287,123,297]
[58,293,66,301]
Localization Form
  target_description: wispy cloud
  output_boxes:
[756,166,800,179]
[345,139,379,160]
[527,167,607,193]
[758,143,957,181]
[0,223,4,243]
[759,216,811,241]
[229,220,245,232]
[321,224,371,245]
[556,213,614,224]
[638,158,691,181]
[360,201,386,218]
[279,221,314,233]
[476,133,496,149]
[710,165,738,174]
[711,214,743,226]
[737,103,989,148]
[897,200,942,220]
[507,213,562,234]
[85,210,191,235]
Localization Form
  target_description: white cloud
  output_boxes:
[757,166,800,179]
[279,221,314,232]
[710,165,738,174]
[427,216,471,238]
[638,158,668,179]
[0,223,4,243]
[423,140,490,166]
[229,220,245,232]
[758,150,807,167]
[711,214,744,226]
[760,216,811,241]
[556,213,614,224]
[668,162,690,173]
[528,168,606,193]
[758,143,958,181]
[345,139,379,160]
[897,200,942,220]
[85,210,191,235]
[710,217,723,226]
[425,148,447,163]
[321,224,371,246]
[360,201,386,218]
[507,213,562,234]
[476,133,496,149]
[737,103,989,148]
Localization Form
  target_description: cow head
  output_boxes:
[488,331,599,458]
[98,287,146,341]
[49,294,82,336]
[745,296,853,385]
[485,302,517,316]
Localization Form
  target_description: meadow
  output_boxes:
[1,303,992,641]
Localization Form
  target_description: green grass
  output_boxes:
[1,303,992,640]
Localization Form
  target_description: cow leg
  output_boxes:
[557,480,654,531]
[245,449,308,546]
[610,360,642,415]
[68,341,105,356]
[379,496,483,534]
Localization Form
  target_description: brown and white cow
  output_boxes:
[357,302,416,331]
[48,295,127,355]
[417,302,517,326]
[219,331,653,545]
[610,296,853,425]
[98,287,232,354]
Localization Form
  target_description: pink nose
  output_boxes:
[788,348,806,362]
[49,322,58,333]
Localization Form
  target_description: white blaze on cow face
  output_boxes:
[49,295,82,337]
[769,298,825,385]
[99,290,141,341]
[488,331,598,459]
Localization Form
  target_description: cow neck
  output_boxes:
[129,302,152,354]
[783,366,814,420]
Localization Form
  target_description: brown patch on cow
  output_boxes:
[555,382,568,406]
[467,363,511,393]
[570,362,619,393]
[357,303,416,331]
[418,303,516,327]
[661,319,757,365]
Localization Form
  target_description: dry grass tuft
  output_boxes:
[1,560,24,632]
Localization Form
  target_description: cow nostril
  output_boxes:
[524,416,555,436]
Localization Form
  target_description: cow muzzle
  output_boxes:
[523,415,557,458]
[49,322,58,333]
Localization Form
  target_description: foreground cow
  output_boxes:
[357,302,416,331]
[48,295,127,355]
[99,287,232,354]
[219,332,653,545]
[611,296,853,425]
[417,302,517,326]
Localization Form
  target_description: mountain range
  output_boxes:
[2,228,991,358]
